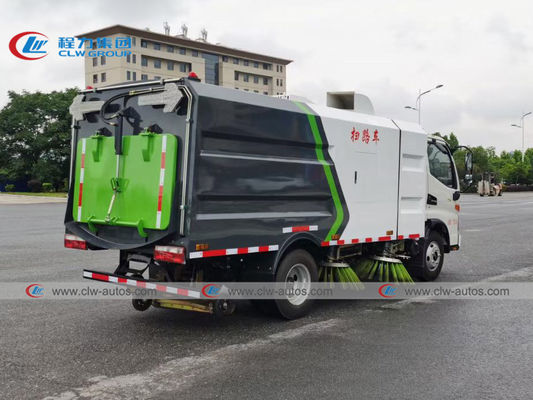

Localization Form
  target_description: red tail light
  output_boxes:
[64,234,87,250]
[154,245,185,264]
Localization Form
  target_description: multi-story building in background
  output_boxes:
[77,25,291,95]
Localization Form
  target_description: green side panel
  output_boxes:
[72,133,177,234]
[294,102,344,242]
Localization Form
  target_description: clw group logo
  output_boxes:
[9,31,48,60]
[25,284,45,298]
[378,283,398,298]
[202,284,221,298]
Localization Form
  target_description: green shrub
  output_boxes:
[42,182,54,192]
[61,178,69,192]
[5,184,15,192]
[27,179,42,193]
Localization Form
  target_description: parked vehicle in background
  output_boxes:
[478,172,503,196]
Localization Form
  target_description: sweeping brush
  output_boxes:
[351,256,414,283]
[318,262,364,289]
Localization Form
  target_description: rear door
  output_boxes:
[66,81,189,247]
[72,133,178,237]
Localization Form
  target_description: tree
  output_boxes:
[0,88,78,188]
[471,146,489,179]
[501,158,530,184]
[444,132,459,149]
[525,149,533,183]
[437,132,533,188]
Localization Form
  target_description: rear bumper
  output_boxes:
[83,269,201,299]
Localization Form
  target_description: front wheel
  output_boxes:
[407,231,445,281]
[274,249,318,319]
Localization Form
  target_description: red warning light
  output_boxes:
[188,71,200,81]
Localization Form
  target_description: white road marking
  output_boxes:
[484,266,533,282]
[381,266,533,310]
[461,201,533,207]
[43,319,341,400]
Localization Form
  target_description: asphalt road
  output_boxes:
[1,193,533,399]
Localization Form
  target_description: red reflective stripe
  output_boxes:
[319,237,399,246]
[292,226,310,232]
[398,235,404,240]
[177,288,189,296]
[78,183,83,206]
[118,277,127,283]
[92,273,109,282]
[160,152,166,168]
[156,284,167,292]
[81,154,85,168]
[137,281,146,288]
[203,249,228,257]
[157,185,163,211]
[409,234,420,239]
[190,244,279,259]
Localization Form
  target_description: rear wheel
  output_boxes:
[274,249,318,319]
[407,231,445,281]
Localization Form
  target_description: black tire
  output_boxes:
[406,231,445,281]
[132,298,152,311]
[274,249,318,319]
[131,273,152,311]
[252,250,318,319]
[213,299,236,317]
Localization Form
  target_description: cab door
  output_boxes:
[426,140,460,246]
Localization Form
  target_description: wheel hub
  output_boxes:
[426,241,441,272]
[285,263,311,306]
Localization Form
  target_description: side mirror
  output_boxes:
[464,152,473,184]
[453,191,461,201]
[465,152,473,173]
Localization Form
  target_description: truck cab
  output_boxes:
[408,135,471,280]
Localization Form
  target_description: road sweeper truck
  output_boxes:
[65,76,473,319]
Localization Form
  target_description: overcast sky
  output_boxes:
[1,0,532,152]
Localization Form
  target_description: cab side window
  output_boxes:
[428,142,456,189]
